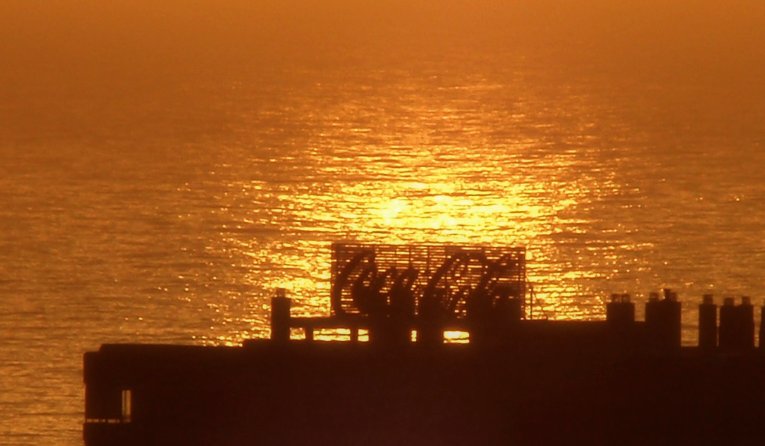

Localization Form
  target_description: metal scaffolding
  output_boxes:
[330,243,526,318]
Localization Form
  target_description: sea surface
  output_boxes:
[1,1,765,444]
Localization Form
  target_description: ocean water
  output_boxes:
[2,1,765,444]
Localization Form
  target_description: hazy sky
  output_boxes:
[2,1,764,76]
[2,0,764,144]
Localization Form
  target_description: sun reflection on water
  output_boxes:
[203,138,632,346]
[184,66,765,348]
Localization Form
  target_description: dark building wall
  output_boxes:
[85,341,765,445]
